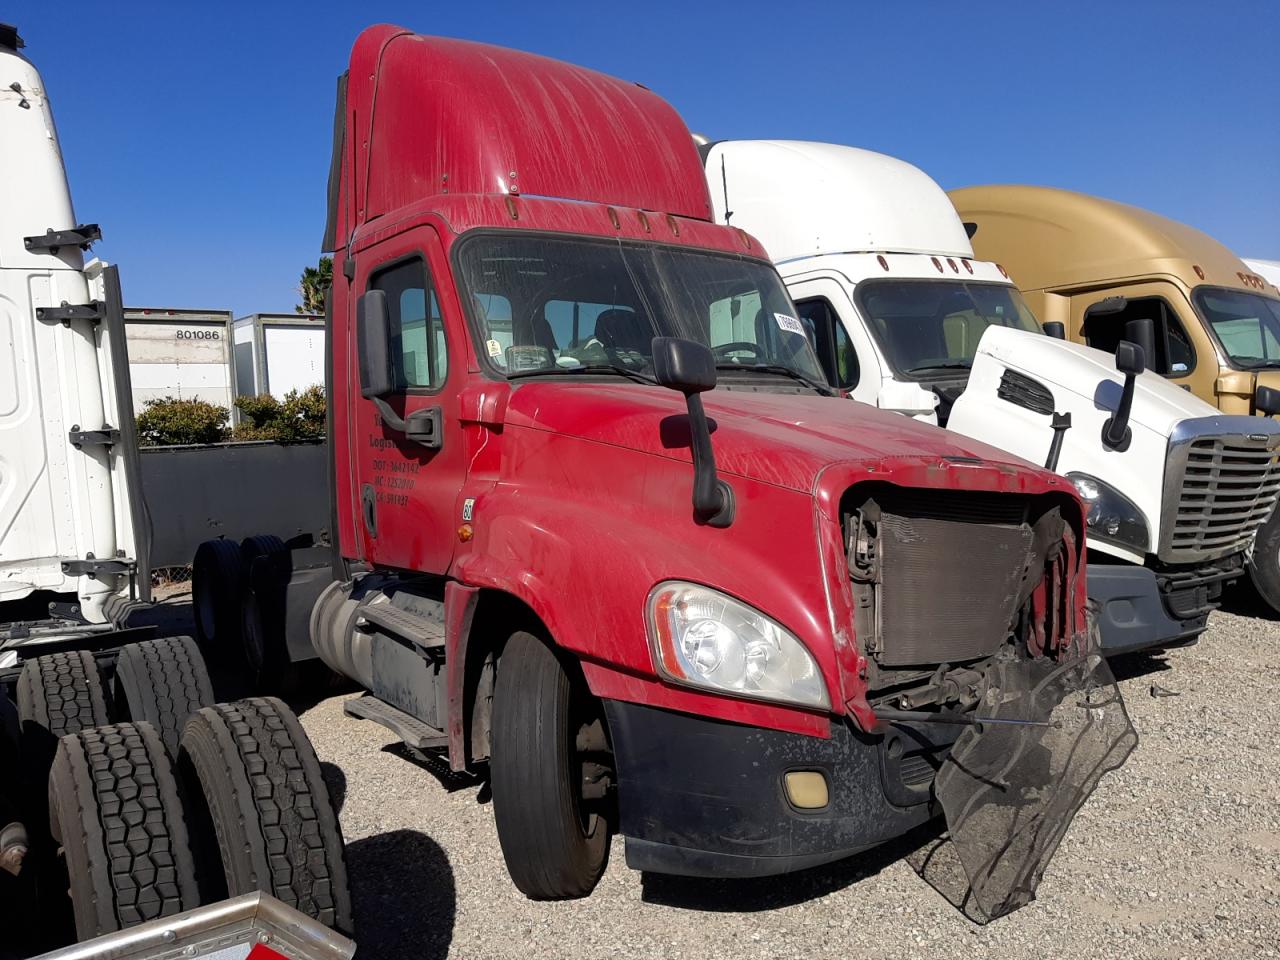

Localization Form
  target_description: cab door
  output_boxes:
[349,225,466,575]
[1070,281,1216,403]
[786,276,876,404]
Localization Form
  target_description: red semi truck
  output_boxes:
[289,26,1120,904]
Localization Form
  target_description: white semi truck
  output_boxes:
[1,23,351,953]
[701,140,1280,653]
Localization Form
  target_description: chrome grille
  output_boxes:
[1161,432,1280,562]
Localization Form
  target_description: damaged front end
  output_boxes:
[843,484,1137,920]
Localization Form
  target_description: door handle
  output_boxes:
[372,397,444,450]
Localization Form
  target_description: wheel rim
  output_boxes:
[570,696,612,844]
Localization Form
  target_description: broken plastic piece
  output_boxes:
[909,651,1137,922]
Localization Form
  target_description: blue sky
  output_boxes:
[16,1,1280,316]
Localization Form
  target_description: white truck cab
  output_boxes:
[703,139,1280,653]
[0,23,144,644]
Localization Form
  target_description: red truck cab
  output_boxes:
[313,26,1090,898]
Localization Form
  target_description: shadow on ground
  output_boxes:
[640,819,943,912]
[1217,581,1278,620]
[347,829,456,960]
[381,742,487,797]
[1107,649,1174,682]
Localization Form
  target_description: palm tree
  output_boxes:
[296,256,333,314]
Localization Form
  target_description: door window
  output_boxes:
[1081,296,1195,376]
[795,297,859,389]
[369,257,448,390]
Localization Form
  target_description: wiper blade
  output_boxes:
[715,362,834,396]
[507,363,657,384]
[1235,358,1280,370]
[905,361,973,373]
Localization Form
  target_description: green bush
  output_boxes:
[233,385,326,441]
[136,397,230,446]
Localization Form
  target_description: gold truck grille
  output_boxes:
[1162,435,1280,563]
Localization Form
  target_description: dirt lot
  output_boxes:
[300,601,1280,960]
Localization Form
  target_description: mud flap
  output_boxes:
[908,651,1138,922]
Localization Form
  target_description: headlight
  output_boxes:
[646,582,830,710]
[1067,472,1150,553]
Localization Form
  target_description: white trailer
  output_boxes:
[233,312,325,398]
[124,307,235,413]
[704,140,1280,654]
[1,24,351,953]
[0,27,143,626]
[1244,258,1280,292]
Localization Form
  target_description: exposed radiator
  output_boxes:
[848,490,1037,668]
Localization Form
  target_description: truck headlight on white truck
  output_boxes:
[647,582,829,709]
[1068,472,1150,553]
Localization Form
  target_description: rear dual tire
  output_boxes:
[192,538,244,661]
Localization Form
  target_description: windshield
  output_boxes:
[1193,287,1280,368]
[455,233,828,388]
[853,279,1041,378]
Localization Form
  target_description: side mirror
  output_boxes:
[1256,385,1280,417]
[652,337,734,527]
[653,336,716,395]
[1103,341,1145,451]
[1123,317,1157,367]
[1042,321,1066,340]
[357,289,395,398]
[1116,340,1145,376]
[1085,295,1129,318]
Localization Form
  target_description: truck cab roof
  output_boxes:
[326,26,713,255]
[702,140,973,262]
[951,184,1271,297]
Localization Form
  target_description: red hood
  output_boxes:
[502,383,1051,492]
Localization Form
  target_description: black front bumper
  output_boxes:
[1088,554,1243,656]
[604,699,958,879]
[1088,563,1204,655]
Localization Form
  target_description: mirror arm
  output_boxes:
[684,393,735,527]
[371,396,406,432]
[1044,411,1072,472]
[1102,374,1136,451]
[371,397,443,450]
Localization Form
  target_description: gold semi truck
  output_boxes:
[952,184,1280,610]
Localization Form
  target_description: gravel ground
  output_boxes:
[299,602,1280,960]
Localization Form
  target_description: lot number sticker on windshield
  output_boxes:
[775,313,805,335]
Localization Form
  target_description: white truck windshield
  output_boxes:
[456,233,829,390]
[854,279,1041,379]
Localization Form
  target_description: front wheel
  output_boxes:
[490,632,611,900]
[1248,507,1280,614]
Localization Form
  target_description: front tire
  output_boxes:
[1248,507,1280,614]
[490,632,610,900]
